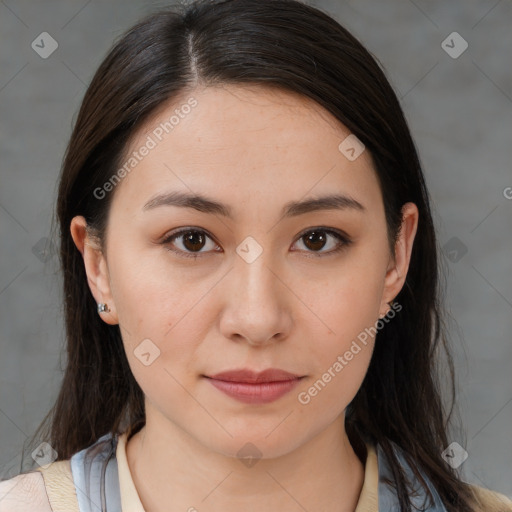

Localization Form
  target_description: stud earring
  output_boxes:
[97,303,110,314]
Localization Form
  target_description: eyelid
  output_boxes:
[294,226,351,243]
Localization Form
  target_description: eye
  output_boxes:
[291,227,352,257]
[162,228,221,259]
[162,226,352,260]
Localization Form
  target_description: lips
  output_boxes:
[204,368,304,404]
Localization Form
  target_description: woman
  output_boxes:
[1,0,510,510]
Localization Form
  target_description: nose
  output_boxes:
[218,248,293,347]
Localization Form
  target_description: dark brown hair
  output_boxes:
[21,0,480,509]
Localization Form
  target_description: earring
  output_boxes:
[97,303,110,314]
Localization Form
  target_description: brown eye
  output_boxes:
[303,231,328,251]
[162,229,220,259]
[181,231,206,251]
[292,228,352,257]
[162,226,352,260]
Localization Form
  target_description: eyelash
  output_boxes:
[161,227,352,260]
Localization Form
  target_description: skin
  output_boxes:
[71,84,418,512]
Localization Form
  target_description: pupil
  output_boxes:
[305,231,326,251]
[184,231,204,251]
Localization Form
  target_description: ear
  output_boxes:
[379,202,419,317]
[70,216,119,325]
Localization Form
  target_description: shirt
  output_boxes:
[0,431,511,511]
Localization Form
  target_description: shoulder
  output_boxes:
[0,471,52,512]
[467,483,512,511]
[377,440,512,511]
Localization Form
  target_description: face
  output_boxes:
[72,84,418,459]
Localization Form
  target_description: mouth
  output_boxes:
[203,368,305,404]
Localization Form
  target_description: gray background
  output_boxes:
[1,0,511,499]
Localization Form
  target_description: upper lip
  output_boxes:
[206,368,303,383]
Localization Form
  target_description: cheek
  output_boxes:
[107,243,188,330]
[294,256,384,406]
[297,290,378,414]
[302,257,385,345]
[107,247,212,377]
[295,335,373,421]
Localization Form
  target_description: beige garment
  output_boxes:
[116,431,146,512]
[1,433,511,511]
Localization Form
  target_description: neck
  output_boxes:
[126,410,365,512]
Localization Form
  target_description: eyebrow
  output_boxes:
[142,190,366,218]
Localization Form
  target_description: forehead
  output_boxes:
[110,84,381,217]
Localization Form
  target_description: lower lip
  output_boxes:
[206,377,302,404]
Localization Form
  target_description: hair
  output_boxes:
[18,0,481,510]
